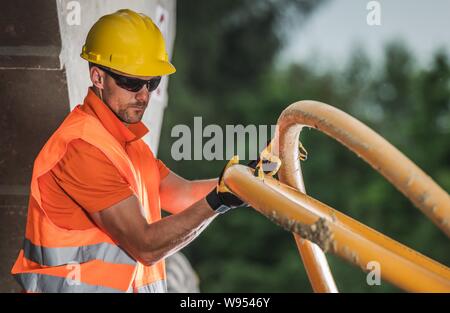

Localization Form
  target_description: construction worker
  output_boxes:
[11,9,245,293]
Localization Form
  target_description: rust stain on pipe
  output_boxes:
[267,213,334,252]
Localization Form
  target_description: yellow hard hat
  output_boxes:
[80,9,176,77]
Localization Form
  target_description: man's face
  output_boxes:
[90,66,156,124]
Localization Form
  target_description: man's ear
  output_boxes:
[90,66,104,89]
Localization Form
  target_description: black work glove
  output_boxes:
[206,156,246,214]
[206,141,282,214]
[247,158,280,176]
[248,140,281,177]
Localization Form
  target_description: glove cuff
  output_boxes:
[206,189,232,214]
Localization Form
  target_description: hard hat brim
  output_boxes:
[81,52,176,77]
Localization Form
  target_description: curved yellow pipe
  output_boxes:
[274,100,450,237]
[272,108,338,293]
[223,100,450,292]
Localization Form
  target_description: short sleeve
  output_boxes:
[52,139,134,213]
[156,159,170,179]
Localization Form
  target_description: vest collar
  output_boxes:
[80,88,149,148]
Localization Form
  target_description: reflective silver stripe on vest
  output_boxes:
[136,280,167,293]
[23,238,136,267]
[15,272,130,293]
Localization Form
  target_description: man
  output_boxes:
[11,9,244,293]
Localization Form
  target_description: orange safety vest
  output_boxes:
[11,106,166,293]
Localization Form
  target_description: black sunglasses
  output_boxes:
[98,66,161,92]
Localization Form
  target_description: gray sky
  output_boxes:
[279,0,450,69]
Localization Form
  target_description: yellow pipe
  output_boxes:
[273,100,450,237]
[292,234,338,292]
[224,165,450,292]
[271,122,338,292]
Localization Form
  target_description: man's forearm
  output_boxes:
[140,198,217,265]
[188,179,218,202]
[160,176,218,213]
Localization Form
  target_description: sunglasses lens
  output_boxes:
[118,78,146,92]
[147,77,161,92]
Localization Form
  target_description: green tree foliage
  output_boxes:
[159,1,450,292]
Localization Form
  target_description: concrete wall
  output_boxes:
[0,0,176,292]
[0,0,68,292]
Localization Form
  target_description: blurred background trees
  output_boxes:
[159,0,450,292]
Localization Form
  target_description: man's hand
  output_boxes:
[248,140,281,178]
[206,156,246,214]
[205,140,283,214]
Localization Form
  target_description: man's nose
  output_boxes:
[135,85,150,102]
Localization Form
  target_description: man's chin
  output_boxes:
[127,108,145,123]
[127,116,144,124]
